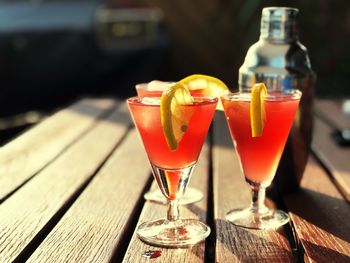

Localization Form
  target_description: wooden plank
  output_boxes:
[0,104,130,263]
[312,116,350,201]
[213,111,294,263]
[314,99,350,129]
[27,126,151,263]
[122,142,210,263]
[0,98,116,201]
[284,156,350,262]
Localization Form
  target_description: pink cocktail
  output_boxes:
[221,90,301,229]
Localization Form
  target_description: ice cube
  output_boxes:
[147,80,175,91]
[141,97,161,105]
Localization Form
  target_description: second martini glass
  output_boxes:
[136,82,204,205]
[221,88,301,229]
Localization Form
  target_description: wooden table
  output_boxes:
[0,98,349,263]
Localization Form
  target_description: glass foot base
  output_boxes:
[226,207,289,230]
[144,187,203,205]
[137,218,210,248]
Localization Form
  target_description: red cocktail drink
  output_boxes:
[127,95,217,247]
[135,81,209,204]
[222,93,300,184]
[221,90,301,229]
[129,98,215,169]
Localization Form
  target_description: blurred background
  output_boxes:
[0,0,349,143]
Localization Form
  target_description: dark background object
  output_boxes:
[0,0,349,144]
[119,0,349,97]
[0,1,169,116]
[331,129,350,147]
[0,0,169,144]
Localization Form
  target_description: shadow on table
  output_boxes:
[190,244,206,262]
[215,218,294,262]
[186,203,207,221]
[285,188,350,244]
[301,239,350,262]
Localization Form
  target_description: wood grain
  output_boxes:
[122,142,210,263]
[26,124,152,263]
[284,156,350,263]
[213,111,294,263]
[312,115,350,201]
[0,97,348,262]
[0,98,116,201]
[0,104,130,263]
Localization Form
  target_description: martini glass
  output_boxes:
[221,89,301,229]
[127,95,217,247]
[136,82,204,205]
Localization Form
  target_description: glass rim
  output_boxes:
[221,89,302,101]
[127,95,219,105]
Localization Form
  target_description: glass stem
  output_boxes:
[167,199,179,222]
[250,186,268,214]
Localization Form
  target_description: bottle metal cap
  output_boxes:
[260,7,299,41]
[262,7,299,22]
